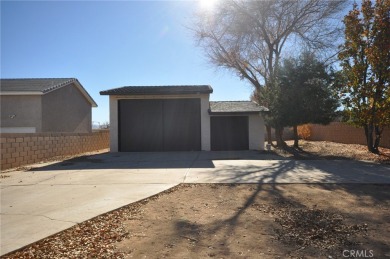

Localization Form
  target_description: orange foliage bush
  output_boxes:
[298,124,312,140]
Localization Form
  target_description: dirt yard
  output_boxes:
[2,141,390,259]
[4,184,389,259]
[273,140,390,164]
[114,184,390,259]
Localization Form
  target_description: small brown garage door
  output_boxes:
[211,116,249,151]
[118,99,201,152]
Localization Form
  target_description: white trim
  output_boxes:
[0,92,43,95]
[0,127,36,133]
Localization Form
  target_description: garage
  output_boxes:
[118,99,201,152]
[100,85,268,152]
[210,116,249,150]
[209,101,268,151]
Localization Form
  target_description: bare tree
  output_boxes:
[193,0,348,146]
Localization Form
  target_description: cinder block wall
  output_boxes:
[0,130,109,171]
[308,122,390,148]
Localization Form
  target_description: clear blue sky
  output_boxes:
[1,1,253,124]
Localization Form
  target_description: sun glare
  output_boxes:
[199,0,218,11]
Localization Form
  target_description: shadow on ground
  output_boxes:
[110,152,389,258]
[180,160,389,257]
[21,149,390,258]
[125,179,390,258]
[29,151,285,171]
[276,144,353,160]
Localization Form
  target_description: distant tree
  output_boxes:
[193,0,348,146]
[276,52,339,147]
[100,121,110,129]
[338,0,390,153]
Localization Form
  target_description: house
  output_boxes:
[100,85,268,152]
[0,78,97,133]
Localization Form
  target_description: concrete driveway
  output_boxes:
[1,151,389,255]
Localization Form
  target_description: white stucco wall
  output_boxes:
[200,95,211,151]
[109,96,119,152]
[108,94,211,152]
[249,114,265,150]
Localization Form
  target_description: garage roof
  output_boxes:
[100,85,213,95]
[209,101,268,115]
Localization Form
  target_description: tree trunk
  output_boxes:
[266,125,272,145]
[293,125,299,148]
[373,125,383,153]
[364,124,377,153]
[275,127,285,147]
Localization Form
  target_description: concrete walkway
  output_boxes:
[1,151,389,255]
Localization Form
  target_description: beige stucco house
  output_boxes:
[0,78,97,133]
[100,85,268,152]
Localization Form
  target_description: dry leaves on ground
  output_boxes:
[274,208,368,250]
[274,140,390,164]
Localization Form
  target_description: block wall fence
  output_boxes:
[308,122,390,148]
[1,130,109,171]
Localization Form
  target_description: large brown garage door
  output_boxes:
[118,99,201,152]
[211,116,249,151]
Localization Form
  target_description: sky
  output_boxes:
[1,0,254,125]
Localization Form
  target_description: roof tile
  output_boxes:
[0,78,97,107]
[0,78,76,93]
[100,85,213,95]
[209,101,268,113]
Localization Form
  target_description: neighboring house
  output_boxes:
[0,78,97,133]
[100,85,268,152]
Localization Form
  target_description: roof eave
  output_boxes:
[99,85,213,96]
[0,79,98,107]
[0,91,43,96]
[72,79,98,107]
[208,111,263,115]
[100,91,213,96]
